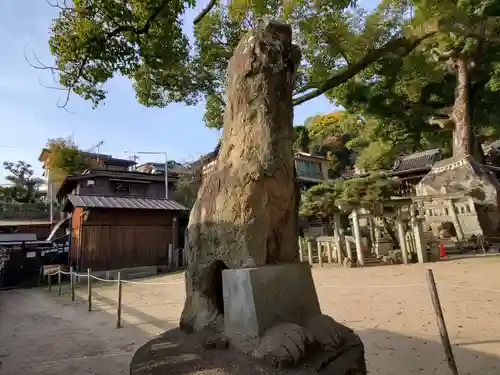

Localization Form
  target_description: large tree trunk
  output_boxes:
[451,55,473,158]
[179,19,302,333]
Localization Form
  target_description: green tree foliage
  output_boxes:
[172,173,200,210]
[43,0,440,129]
[302,111,396,173]
[300,174,397,218]
[44,137,88,185]
[333,0,500,159]
[309,111,354,176]
[293,126,310,152]
[1,161,45,203]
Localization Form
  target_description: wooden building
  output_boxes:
[63,195,188,270]
[56,169,174,204]
[388,149,442,197]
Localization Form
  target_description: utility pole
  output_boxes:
[88,140,104,154]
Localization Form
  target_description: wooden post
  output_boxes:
[168,244,173,268]
[87,268,92,312]
[172,218,179,251]
[326,241,333,263]
[298,238,304,262]
[425,269,459,375]
[116,272,123,328]
[57,266,62,296]
[352,209,364,266]
[317,241,323,267]
[48,269,52,292]
[38,266,43,287]
[396,219,409,265]
[70,266,75,301]
[307,240,313,265]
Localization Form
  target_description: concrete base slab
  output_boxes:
[222,263,321,353]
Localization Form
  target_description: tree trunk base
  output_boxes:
[131,326,367,375]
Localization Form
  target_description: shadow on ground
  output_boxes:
[129,326,499,375]
[91,292,176,332]
[0,289,161,375]
[360,328,499,374]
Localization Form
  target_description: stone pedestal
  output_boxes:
[222,263,321,353]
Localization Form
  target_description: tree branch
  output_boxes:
[321,31,351,65]
[293,31,437,106]
[35,0,170,109]
[193,0,217,25]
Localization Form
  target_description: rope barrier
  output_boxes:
[320,283,425,289]
[319,283,500,293]
[73,273,89,278]
[90,275,117,283]
[121,279,183,286]
[44,269,500,292]
[443,284,500,293]
[44,269,183,285]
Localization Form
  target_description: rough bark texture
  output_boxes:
[451,55,473,158]
[180,19,302,333]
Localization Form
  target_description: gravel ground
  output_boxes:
[0,256,498,375]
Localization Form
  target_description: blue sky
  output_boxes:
[0,0,375,183]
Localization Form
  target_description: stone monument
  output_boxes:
[130,18,366,375]
[416,155,500,237]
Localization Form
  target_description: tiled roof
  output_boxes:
[391,149,441,174]
[65,195,188,212]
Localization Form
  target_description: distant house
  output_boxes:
[39,148,137,203]
[56,169,174,211]
[135,161,194,181]
[196,142,332,189]
[294,151,332,189]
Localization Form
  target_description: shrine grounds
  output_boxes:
[0,255,499,375]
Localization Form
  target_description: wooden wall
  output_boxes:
[69,207,83,267]
[77,208,176,270]
[77,176,169,199]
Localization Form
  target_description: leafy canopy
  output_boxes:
[44,0,441,129]
[331,0,500,157]
[300,174,397,218]
[44,137,88,184]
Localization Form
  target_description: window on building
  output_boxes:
[296,160,322,178]
[113,182,131,194]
